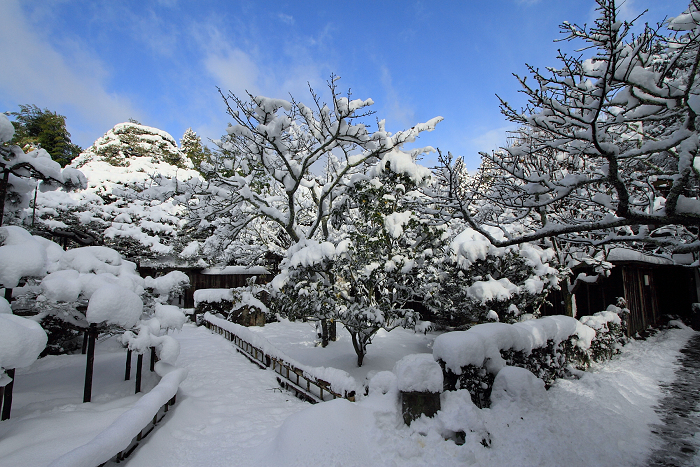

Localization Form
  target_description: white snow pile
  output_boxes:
[0,112,14,143]
[154,304,187,331]
[579,306,623,330]
[0,296,11,314]
[204,312,361,396]
[194,288,234,305]
[490,365,548,406]
[433,316,596,375]
[86,284,143,327]
[394,353,443,393]
[144,271,190,299]
[0,313,47,370]
[48,362,188,467]
[0,226,49,287]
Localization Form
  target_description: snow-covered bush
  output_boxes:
[0,225,163,354]
[426,227,563,326]
[433,315,601,407]
[193,288,234,317]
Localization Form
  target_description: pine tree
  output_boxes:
[180,127,211,173]
[9,105,82,167]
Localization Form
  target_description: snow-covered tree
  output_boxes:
[180,127,212,174]
[439,0,700,254]
[332,151,445,366]
[28,122,201,263]
[0,113,86,226]
[189,76,442,256]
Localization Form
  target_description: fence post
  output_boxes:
[83,323,98,403]
[125,349,132,381]
[136,353,144,393]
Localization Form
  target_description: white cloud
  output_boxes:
[0,0,139,146]
[278,13,295,25]
[470,125,515,154]
[379,65,415,129]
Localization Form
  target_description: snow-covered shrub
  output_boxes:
[426,227,563,327]
[1,225,152,354]
[193,288,234,317]
[434,316,597,406]
[579,306,625,362]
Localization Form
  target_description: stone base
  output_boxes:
[401,391,441,425]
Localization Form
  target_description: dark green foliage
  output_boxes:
[39,315,84,356]
[10,104,82,167]
[440,361,494,409]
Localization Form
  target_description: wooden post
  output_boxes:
[82,329,89,354]
[83,324,97,403]
[0,168,9,226]
[1,369,15,420]
[150,347,157,372]
[135,353,143,393]
[125,349,132,381]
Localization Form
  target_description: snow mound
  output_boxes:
[264,399,380,466]
[0,313,47,369]
[394,353,443,393]
[155,304,187,331]
[86,284,143,327]
[491,366,547,406]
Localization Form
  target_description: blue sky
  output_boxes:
[0,0,691,170]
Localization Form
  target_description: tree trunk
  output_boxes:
[350,332,365,367]
[1,369,15,420]
[562,278,575,317]
[329,319,337,341]
[321,319,328,348]
[83,324,97,403]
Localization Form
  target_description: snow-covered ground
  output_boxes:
[0,321,696,466]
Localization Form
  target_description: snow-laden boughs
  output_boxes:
[0,113,86,226]
[2,225,188,354]
[438,0,700,254]
[426,226,563,326]
[186,76,442,267]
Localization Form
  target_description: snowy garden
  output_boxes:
[2,0,700,465]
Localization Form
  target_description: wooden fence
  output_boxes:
[202,317,355,404]
[102,395,177,465]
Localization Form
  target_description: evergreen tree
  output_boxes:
[9,105,82,167]
[180,128,211,173]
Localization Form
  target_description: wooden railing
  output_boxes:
[102,395,177,465]
[203,318,355,404]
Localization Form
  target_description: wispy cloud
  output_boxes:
[278,13,295,25]
[379,65,415,129]
[0,0,139,146]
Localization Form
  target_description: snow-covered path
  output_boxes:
[126,324,309,467]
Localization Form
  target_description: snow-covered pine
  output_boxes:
[180,127,212,174]
[26,122,202,263]
[0,113,87,226]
